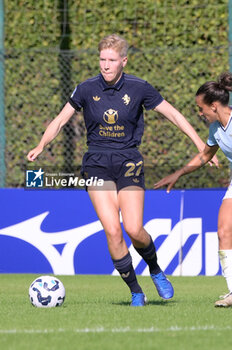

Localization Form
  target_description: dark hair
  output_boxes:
[196,72,232,106]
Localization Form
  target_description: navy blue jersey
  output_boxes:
[69,72,163,150]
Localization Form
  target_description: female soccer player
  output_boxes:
[27,34,216,306]
[154,72,232,307]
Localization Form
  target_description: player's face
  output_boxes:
[99,48,127,86]
[195,95,217,123]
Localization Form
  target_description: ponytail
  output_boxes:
[196,72,232,106]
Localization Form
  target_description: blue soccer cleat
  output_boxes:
[131,292,147,307]
[151,271,174,299]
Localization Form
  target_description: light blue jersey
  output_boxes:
[207,113,232,170]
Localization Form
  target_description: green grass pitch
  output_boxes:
[0,274,232,350]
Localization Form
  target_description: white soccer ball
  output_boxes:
[29,275,65,308]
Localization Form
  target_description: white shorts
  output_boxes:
[223,179,232,200]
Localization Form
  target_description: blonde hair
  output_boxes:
[98,34,129,57]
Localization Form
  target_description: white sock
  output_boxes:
[219,250,232,293]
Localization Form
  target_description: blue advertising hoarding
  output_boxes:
[0,188,226,275]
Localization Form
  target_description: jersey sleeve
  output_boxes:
[142,82,164,110]
[68,84,83,111]
[206,123,217,146]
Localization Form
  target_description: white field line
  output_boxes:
[0,325,231,334]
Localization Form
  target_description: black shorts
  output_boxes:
[81,147,145,191]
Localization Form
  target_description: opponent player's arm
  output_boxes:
[154,144,219,193]
[27,102,75,161]
[153,100,219,166]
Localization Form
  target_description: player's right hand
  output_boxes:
[27,146,43,162]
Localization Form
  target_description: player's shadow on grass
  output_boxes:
[148,300,176,306]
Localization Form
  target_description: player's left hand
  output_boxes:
[207,154,219,167]
[154,171,182,193]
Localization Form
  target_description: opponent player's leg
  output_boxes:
[88,182,146,306]
[215,198,232,307]
[118,187,174,299]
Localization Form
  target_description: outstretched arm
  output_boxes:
[27,102,75,161]
[154,100,219,166]
[154,144,219,193]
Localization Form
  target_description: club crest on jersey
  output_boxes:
[122,94,130,105]
[103,109,118,124]
[93,96,101,101]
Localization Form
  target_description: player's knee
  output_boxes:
[218,224,232,245]
[123,223,143,241]
[105,225,123,245]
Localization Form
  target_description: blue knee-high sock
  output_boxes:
[134,236,161,275]
[112,252,143,294]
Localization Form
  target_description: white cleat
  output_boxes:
[215,292,232,307]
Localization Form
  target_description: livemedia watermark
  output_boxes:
[25,168,104,189]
